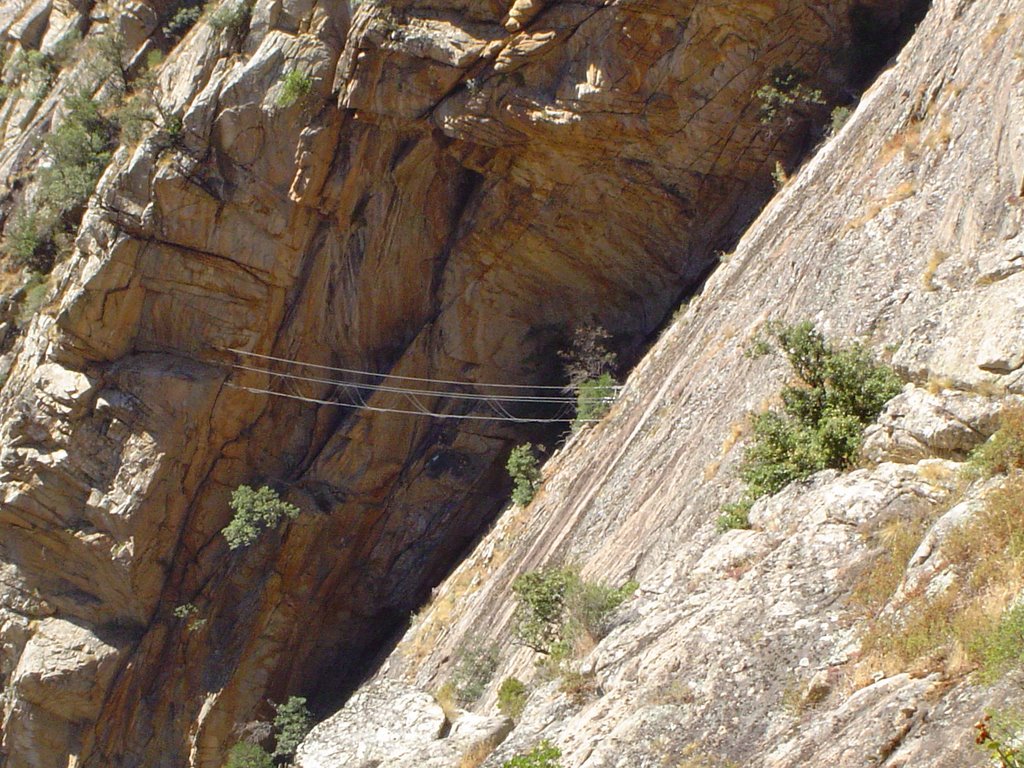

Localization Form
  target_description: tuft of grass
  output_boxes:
[277,69,313,108]
[857,472,1024,681]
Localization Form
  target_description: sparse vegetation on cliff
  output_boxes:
[225,741,274,768]
[277,69,313,108]
[857,407,1024,681]
[719,322,902,530]
[222,485,300,549]
[968,406,1024,476]
[497,677,528,720]
[976,712,1024,768]
[501,741,563,768]
[449,642,500,705]
[512,567,636,655]
[507,444,542,506]
[755,65,825,125]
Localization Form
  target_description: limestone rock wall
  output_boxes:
[0,0,931,766]
[298,0,1024,765]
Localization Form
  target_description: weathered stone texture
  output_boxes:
[0,0,1013,766]
[303,0,1024,766]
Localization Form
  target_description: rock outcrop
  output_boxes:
[296,0,1024,765]
[0,0,1013,767]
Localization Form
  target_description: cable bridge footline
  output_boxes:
[219,348,620,424]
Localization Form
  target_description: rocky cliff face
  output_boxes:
[0,0,1015,766]
[296,0,1024,766]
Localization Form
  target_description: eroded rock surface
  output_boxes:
[304,0,1024,765]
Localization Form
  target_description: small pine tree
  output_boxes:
[272,696,312,762]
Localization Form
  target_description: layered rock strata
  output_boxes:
[298,0,1024,765]
[0,0,933,765]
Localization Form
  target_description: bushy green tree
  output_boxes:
[512,567,635,655]
[507,444,541,506]
[271,696,312,762]
[222,485,300,549]
[720,322,901,530]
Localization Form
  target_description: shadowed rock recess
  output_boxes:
[0,0,960,766]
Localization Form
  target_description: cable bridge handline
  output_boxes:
[221,348,618,424]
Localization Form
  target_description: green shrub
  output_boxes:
[716,500,751,533]
[16,273,50,326]
[272,696,312,761]
[975,603,1024,683]
[829,105,853,135]
[497,677,528,720]
[164,2,205,40]
[968,407,1024,477]
[38,92,115,213]
[574,373,617,426]
[224,742,274,768]
[507,443,541,506]
[7,48,55,101]
[755,65,825,125]
[451,643,500,705]
[723,322,901,528]
[277,69,313,108]
[512,567,636,655]
[209,0,252,34]
[222,485,300,549]
[501,740,563,768]
[4,209,54,273]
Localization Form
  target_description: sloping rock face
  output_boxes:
[0,1,931,767]
[299,0,1024,765]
